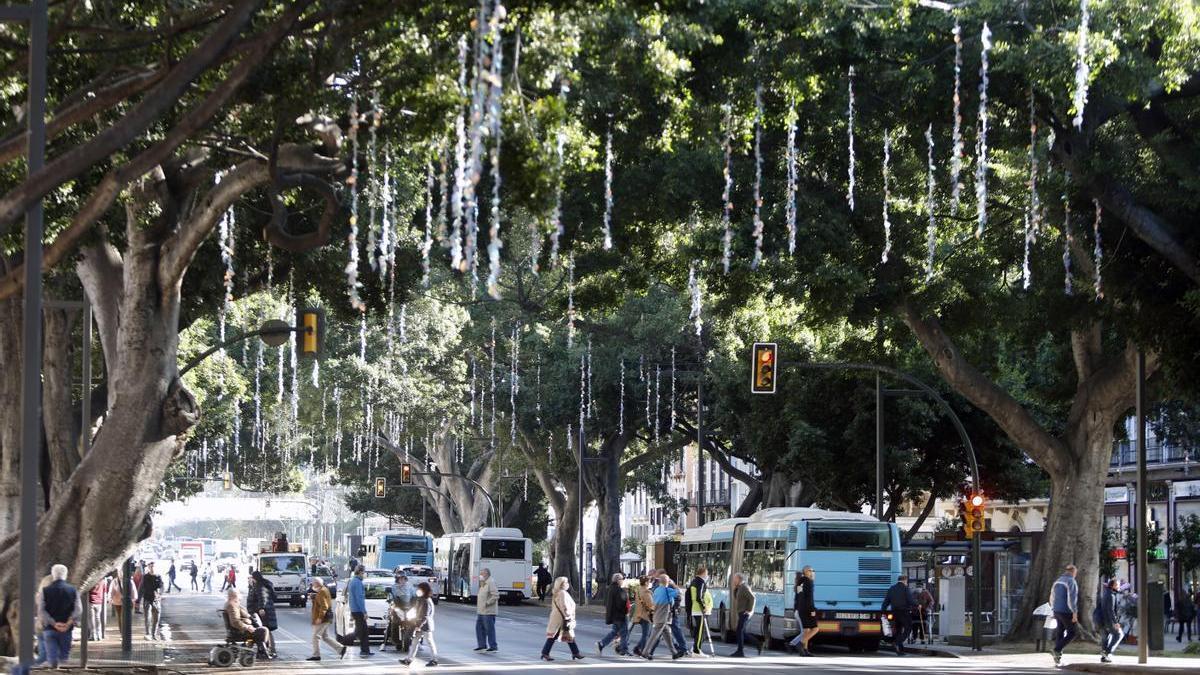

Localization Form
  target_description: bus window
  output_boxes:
[384,536,429,553]
[710,543,730,589]
[741,539,784,593]
[480,539,525,559]
[806,523,892,550]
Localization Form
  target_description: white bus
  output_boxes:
[433,527,532,604]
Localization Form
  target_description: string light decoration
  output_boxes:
[847,66,856,212]
[1072,0,1091,130]
[949,19,964,214]
[974,23,992,237]
[750,83,765,270]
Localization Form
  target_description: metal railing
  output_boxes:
[1110,440,1196,467]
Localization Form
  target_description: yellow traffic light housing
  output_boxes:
[401,463,413,485]
[374,477,386,498]
[222,470,232,491]
[297,307,324,358]
[962,492,986,537]
[751,342,778,394]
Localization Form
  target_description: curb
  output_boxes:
[1064,665,1190,675]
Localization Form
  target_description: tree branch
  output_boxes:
[903,495,937,544]
[897,301,1070,476]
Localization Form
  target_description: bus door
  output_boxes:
[451,541,472,598]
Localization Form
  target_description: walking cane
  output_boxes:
[701,613,716,656]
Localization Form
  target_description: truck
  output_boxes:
[255,543,309,607]
[179,540,204,568]
[214,539,242,571]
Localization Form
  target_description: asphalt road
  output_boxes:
[149,589,1073,673]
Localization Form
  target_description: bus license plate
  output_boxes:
[834,612,873,620]
[512,582,525,589]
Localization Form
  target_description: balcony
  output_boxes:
[1110,440,1196,467]
[688,490,730,508]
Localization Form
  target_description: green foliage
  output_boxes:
[1168,514,1200,577]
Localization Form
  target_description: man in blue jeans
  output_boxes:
[474,568,499,652]
[1050,564,1079,666]
[347,566,372,657]
[38,564,82,669]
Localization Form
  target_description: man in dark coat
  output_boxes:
[1094,578,1122,662]
[881,575,913,655]
[248,570,279,658]
[597,573,631,655]
[535,563,553,602]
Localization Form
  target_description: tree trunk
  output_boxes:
[42,307,81,505]
[590,435,624,603]
[1009,416,1115,637]
[0,293,22,537]
[550,486,582,593]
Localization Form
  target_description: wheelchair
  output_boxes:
[208,610,258,668]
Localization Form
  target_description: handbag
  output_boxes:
[323,608,333,623]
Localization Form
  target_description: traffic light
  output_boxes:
[964,492,986,537]
[222,470,232,491]
[401,463,413,485]
[297,307,325,358]
[750,342,778,394]
[374,477,386,498]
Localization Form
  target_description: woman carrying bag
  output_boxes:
[400,582,439,667]
[541,577,585,661]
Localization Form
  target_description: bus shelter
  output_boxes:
[902,539,1027,640]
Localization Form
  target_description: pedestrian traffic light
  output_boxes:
[401,463,413,485]
[750,342,778,394]
[296,307,324,358]
[964,492,986,537]
[374,477,386,498]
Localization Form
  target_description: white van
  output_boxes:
[255,544,309,607]
[434,527,532,604]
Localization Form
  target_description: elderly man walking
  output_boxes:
[1050,564,1080,666]
[38,564,82,669]
[474,568,500,652]
[729,573,757,657]
[641,573,687,661]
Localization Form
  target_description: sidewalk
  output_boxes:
[913,638,1199,672]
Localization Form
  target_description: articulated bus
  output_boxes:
[361,529,435,571]
[677,507,901,652]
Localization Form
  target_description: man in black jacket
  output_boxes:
[38,564,82,669]
[1095,578,1122,662]
[141,562,165,640]
[881,575,913,655]
[687,567,710,655]
[597,573,631,655]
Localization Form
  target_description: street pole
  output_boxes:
[697,376,705,526]
[1135,350,1148,664]
[875,372,884,521]
[972,530,982,651]
[578,422,586,605]
[17,3,48,671]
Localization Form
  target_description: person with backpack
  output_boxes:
[597,573,631,656]
[1092,578,1122,662]
[642,573,687,660]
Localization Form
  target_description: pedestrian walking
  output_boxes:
[1049,564,1079,666]
[221,565,237,592]
[914,581,934,644]
[729,573,757,658]
[788,566,819,656]
[248,571,279,658]
[474,567,499,652]
[202,562,214,593]
[189,562,198,591]
[399,582,439,667]
[597,573,631,656]
[1175,590,1196,642]
[687,567,712,655]
[541,576,585,661]
[224,589,270,658]
[643,573,687,660]
[141,561,164,640]
[347,565,372,657]
[630,575,654,656]
[38,564,81,669]
[881,574,913,655]
[110,574,125,630]
[535,562,552,602]
[88,580,106,641]
[308,578,346,661]
[167,560,182,593]
[1093,578,1122,662]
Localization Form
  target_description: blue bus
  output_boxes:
[677,507,901,652]
[362,530,434,570]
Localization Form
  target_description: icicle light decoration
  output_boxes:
[847,66,856,212]
[490,318,497,448]
[602,121,614,250]
[462,0,497,276]
[653,364,661,444]
[366,91,382,275]
[578,353,586,430]
[566,255,576,348]
[1062,194,1074,295]
[359,312,367,360]
[510,324,518,443]
[346,98,366,312]
[253,339,263,449]
[470,356,478,428]
[688,262,703,337]
[784,105,797,256]
[924,124,936,281]
[586,337,594,419]
[618,359,625,435]
[974,23,992,237]
[380,151,393,278]
[333,386,343,466]
[548,80,569,266]
[1092,198,1103,300]
[669,346,676,430]
[217,199,235,344]
[530,220,542,275]
[421,160,434,287]
[881,130,893,264]
[644,361,651,431]
[1024,92,1041,291]
[720,105,734,273]
[450,35,469,270]
[750,83,765,270]
[1073,0,1091,130]
[485,5,505,299]
[949,19,964,214]
[535,357,542,427]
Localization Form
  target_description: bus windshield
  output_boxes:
[481,539,525,560]
[384,537,429,553]
[806,523,892,550]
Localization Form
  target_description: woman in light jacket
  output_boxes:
[400,582,439,667]
[631,575,655,656]
[541,577,585,661]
